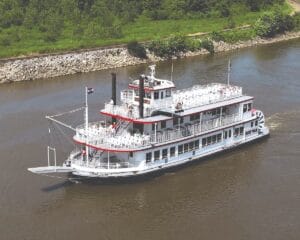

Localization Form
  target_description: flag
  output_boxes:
[87,87,94,94]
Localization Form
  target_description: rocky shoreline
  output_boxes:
[0,31,300,84]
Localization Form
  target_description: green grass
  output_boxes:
[0,2,293,58]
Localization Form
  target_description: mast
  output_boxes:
[227,59,231,86]
[171,61,174,82]
[85,86,89,166]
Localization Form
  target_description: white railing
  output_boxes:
[75,113,242,150]
[173,84,242,110]
[103,103,140,119]
[151,113,240,143]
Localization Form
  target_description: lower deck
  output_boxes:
[68,123,269,177]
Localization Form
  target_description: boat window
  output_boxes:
[154,91,159,99]
[229,130,232,138]
[239,126,244,135]
[246,130,252,135]
[170,147,176,157]
[195,140,200,149]
[234,128,239,137]
[207,136,211,145]
[212,135,216,143]
[161,91,164,99]
[243,104,248,113]
[247,103,252,111]
[166,89,171,97]
[184,143,189,153]
[251,121,254,127]
[173,117,179,126]
[255,120,258,126]
[189,141,194,151]
[154,150,160,161]
[180,117,184,124]
[216,108,221,115]
[162,149,168,159]
[145,92,151,99]
[202,138,207,146]
[161,120,166,129]
[146,152,152,163]
[224,131,228,139]
[152,123,155,131]
[129,152,133,157]
[178,145,183,154]
[190,115,194,121]
[217,133,222,142]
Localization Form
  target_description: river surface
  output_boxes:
[0,40,300,240]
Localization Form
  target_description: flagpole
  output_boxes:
[171,60,174,82]
[85,86,89,166]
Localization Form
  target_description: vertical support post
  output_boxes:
[200,112,203,132]
[219,107,223,127]
[85,87,89,167]
[171,61,174,82]
[54,148,57,172]
[47,146,50,166]
[107,151,110,169]
[154,123,157,143]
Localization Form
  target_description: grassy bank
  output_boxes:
[0,2,293,59]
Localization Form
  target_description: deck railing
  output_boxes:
[74,113,242,150]
[151,113,240,143]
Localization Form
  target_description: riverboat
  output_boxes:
[28,65,269,178]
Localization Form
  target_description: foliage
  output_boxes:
[0,0,293,58]
[200,38,214,54]
[148,35,196,58]
[210,31,225,42]
[127,41,147,59]
[254,10,295,37]
[292,12,300,30]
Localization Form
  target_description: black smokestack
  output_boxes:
[111,72,117,124]
[139,75,144,118]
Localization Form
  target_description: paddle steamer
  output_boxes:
[28,65,269,178]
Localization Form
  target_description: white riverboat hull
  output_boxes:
[30,127,268,179]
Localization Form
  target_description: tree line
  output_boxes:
[0,0,284,43]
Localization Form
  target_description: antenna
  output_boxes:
[171,61,174,82]
[227,59,231,86]
[149,65,156,80]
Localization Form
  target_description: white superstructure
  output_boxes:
[28,65,269,178]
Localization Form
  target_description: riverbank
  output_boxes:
[0,31,300,84]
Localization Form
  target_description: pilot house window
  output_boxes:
[154,91,159,99]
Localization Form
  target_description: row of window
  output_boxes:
[154,89,172,100]
[202,133,222,146]
[178,140,200,155]
[234,126,244,137]
[145,122,259,162]
[146,140,200,163]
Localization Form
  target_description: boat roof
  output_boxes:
[101,94,253,124]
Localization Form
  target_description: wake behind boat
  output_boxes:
[28,65,269,178]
